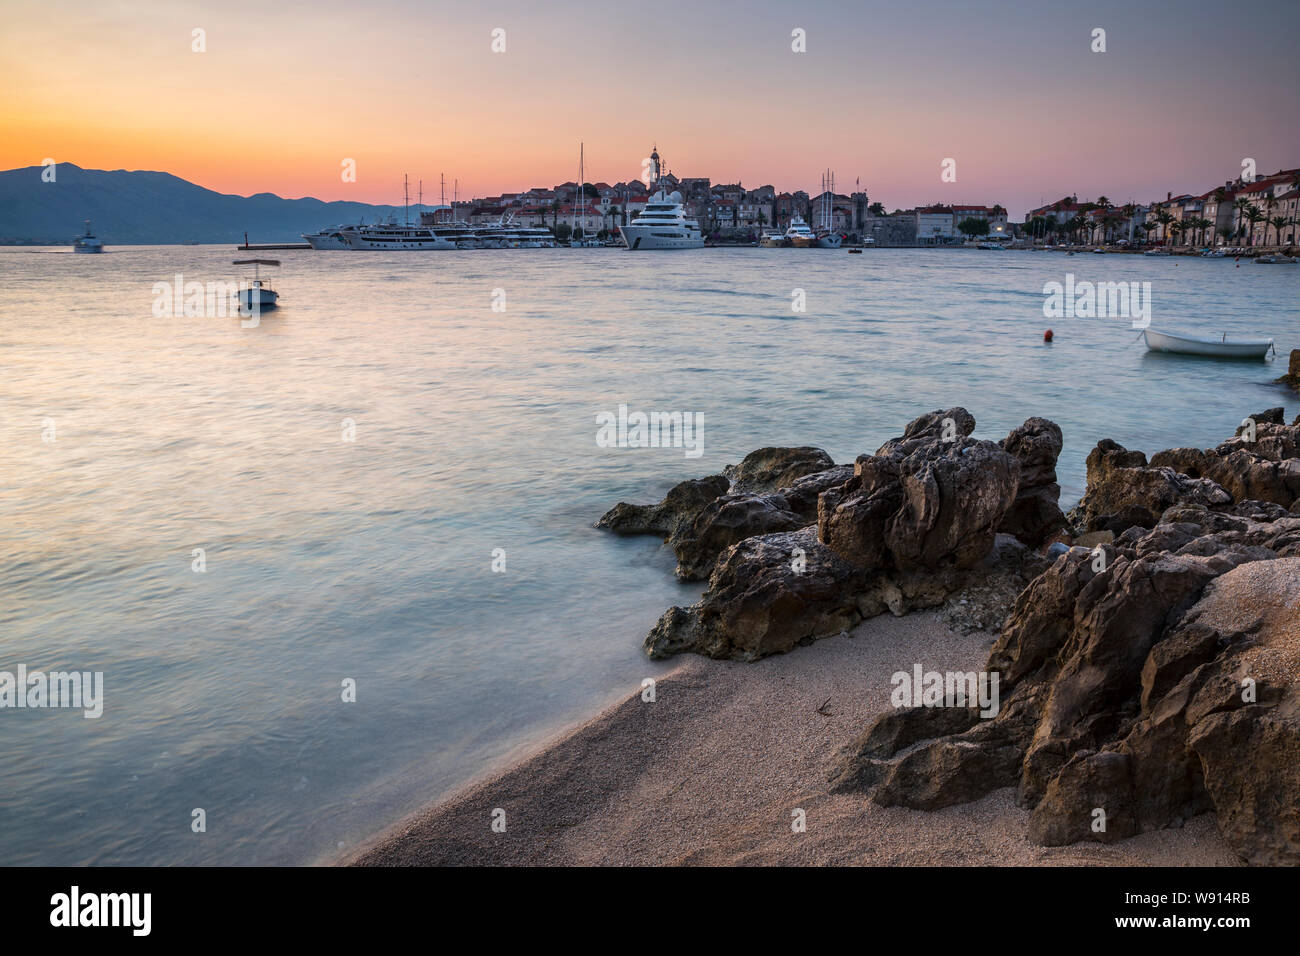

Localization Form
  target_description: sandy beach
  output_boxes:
[348,612,1237,867]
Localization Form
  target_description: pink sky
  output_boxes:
[4,0,1297,218]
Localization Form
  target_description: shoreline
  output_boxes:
[349,404,1300,867]
[346,613,1236,867]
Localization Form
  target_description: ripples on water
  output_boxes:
[0,246,1294,864]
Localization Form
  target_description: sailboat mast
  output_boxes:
[404,173,410,225]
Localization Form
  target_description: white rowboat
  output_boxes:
[1143,328,1273,359]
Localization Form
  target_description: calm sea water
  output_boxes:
[0,245,1294,864]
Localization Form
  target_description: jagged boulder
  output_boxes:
[723,446,836,494]
[830,510,1300,865]
[999,417,1067,546]
[670,492,806,581]
[885,438,1021,572]
[1071,439,1232,532]
[596,474,729,538]
[643,527,867,661]
[1151,426,1300,509]
[875,407,976,458]
[818,408,1021,572]
[818,454,905,571]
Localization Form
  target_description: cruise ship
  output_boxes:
[341,222,459,250]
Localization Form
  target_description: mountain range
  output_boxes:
[0,163,404,244]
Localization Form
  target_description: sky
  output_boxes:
[3,0,1299,219]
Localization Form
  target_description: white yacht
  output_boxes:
[619,190,703,250]
[516,226,556,248]
[72,220,103,253]
[342,175,465,250]
[302,225,350,250]
[342,222,459,250]
[784,214,817,247]
[759,230,787,247]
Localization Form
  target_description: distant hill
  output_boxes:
[0,163,405,244]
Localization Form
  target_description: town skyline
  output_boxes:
[5,0,1298,221]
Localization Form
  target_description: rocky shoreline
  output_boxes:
[598,406,1300,864]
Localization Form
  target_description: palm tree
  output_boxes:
[1155,209,1174,245]
[1232,198,1253,245]
[1271,216,1289,248]
[1246,205,1265,247]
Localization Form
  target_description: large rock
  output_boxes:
[875,407,975,458]
[999,417,1067,546]
[818,408,1021,573]
[670,492,806,581]
[596,474,729,538]
[1071,439,1232,532]
[643,528,867,661]
[1151,429,1300,509]
[668,465,856,581]
[831,510,1300,865]
[886,438,1020,572]
[723,446,836,494]
[817,454,905,571]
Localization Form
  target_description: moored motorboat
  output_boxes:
[234,259,280,312]
[1255,255,1297,264]
[1143,328,1273,359]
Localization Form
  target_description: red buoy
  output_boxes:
[1044,329,1054,342]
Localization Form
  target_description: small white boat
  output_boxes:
[1144,328,1273,359]
[1255,255,1296,264]
[234,259,279,312]
[1144,248,1172,256]
[1201,248,1226,258]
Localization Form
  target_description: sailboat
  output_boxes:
[570,143,602,248]
[814,170,842,248]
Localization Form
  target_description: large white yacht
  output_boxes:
[302,225,350,249]
[784,214,817,247]
[619,190,703,250]
[341,222,459,250]
[341,175,466,250]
